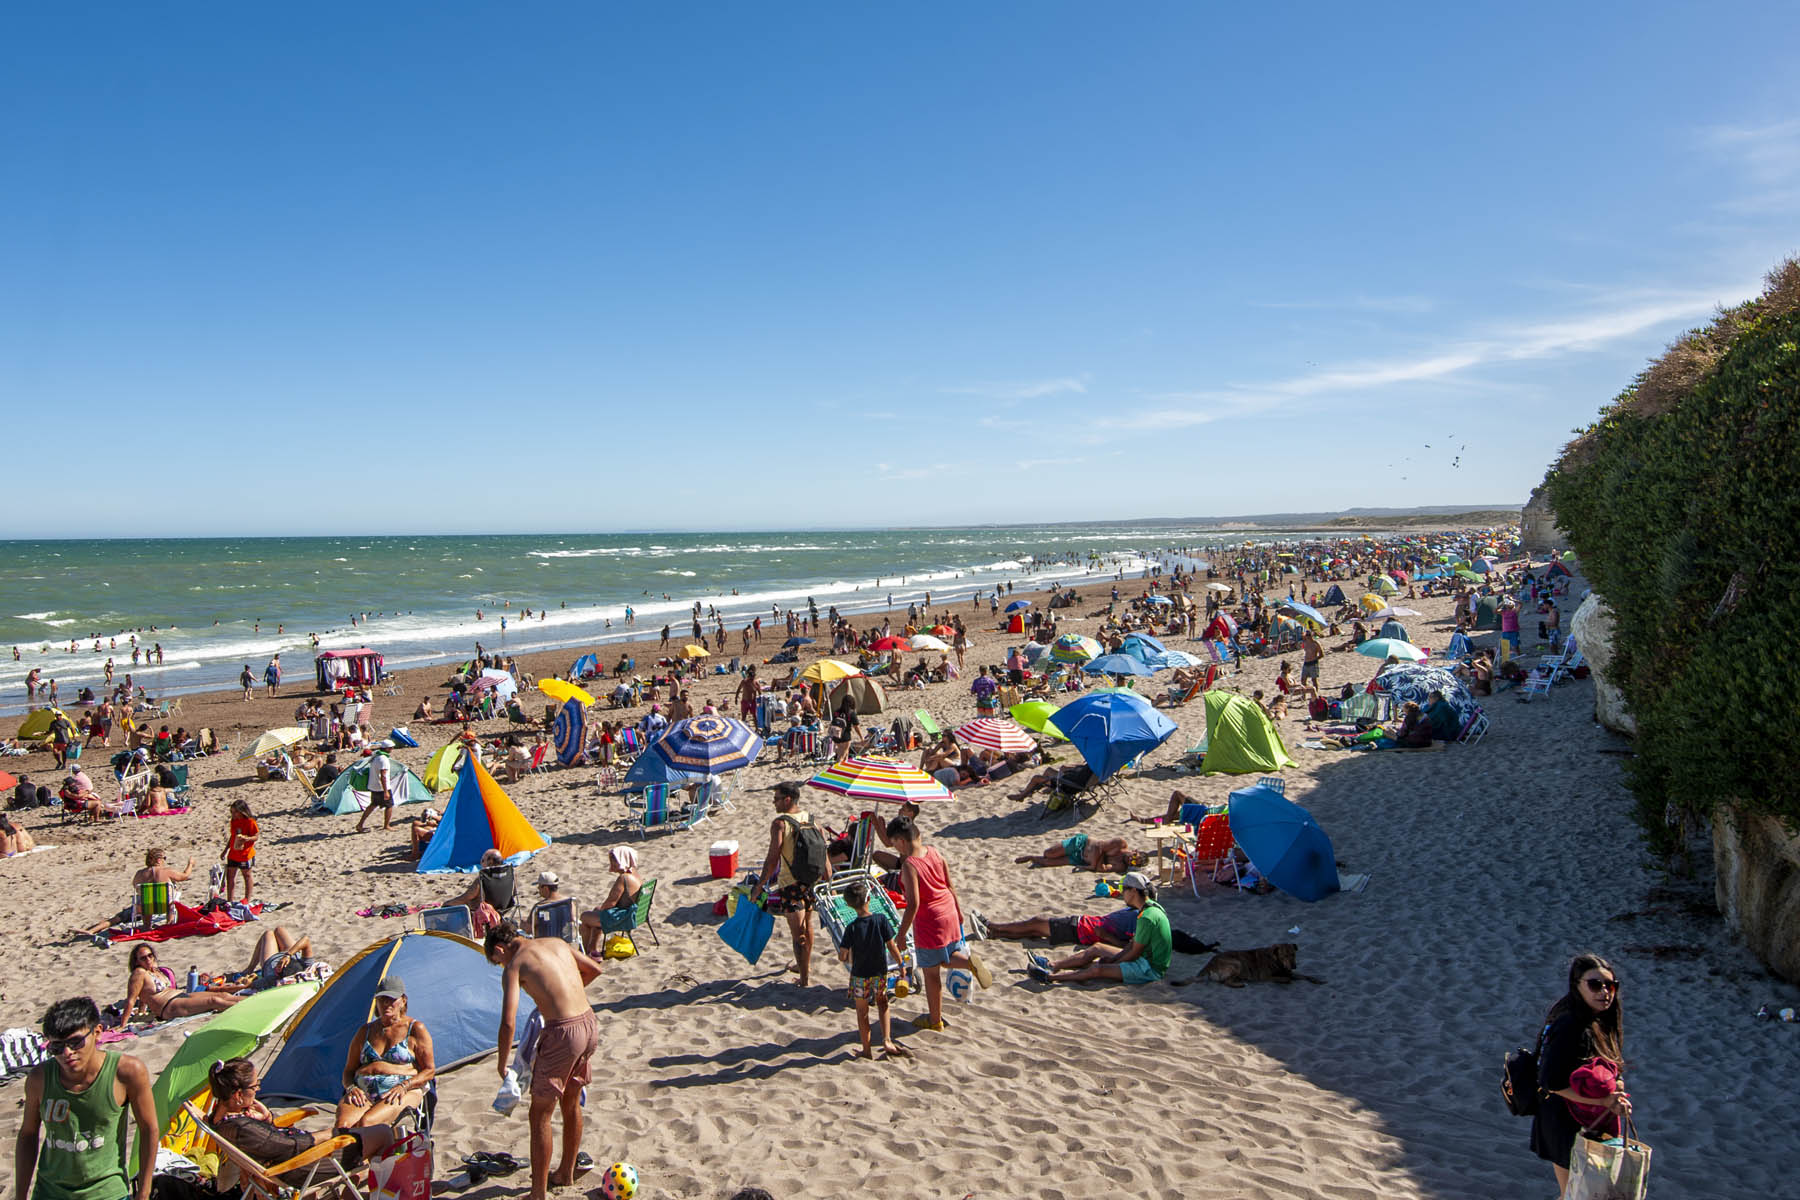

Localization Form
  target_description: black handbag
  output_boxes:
[1502,1021,1553,1116]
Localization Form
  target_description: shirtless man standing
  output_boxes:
[486,922,604,1200]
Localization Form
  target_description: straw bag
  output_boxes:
[1565,1121,1651,1200]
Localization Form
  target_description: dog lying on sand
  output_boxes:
[1172,942,1325,988]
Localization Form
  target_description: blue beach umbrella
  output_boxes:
[1227,784,1339,902]
[782,637,815,648]
[1143,594,1172,606]
[1120,633,1168,661]
[1004,599,1032,613]
[1276,600,1328,632]
[650,714,763,776]
[1046,691,1178,782]
[1083,653,1157,677]
[552,698,586,766]
[623,751,704,789]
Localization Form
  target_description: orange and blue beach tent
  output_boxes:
[416,753,548,873]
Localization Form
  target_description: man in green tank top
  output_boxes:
[14,997,158,1200]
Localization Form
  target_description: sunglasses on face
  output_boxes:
[1583,977,1619,994]
[47,1030,93,1056]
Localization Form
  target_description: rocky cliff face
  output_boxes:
[1568,593,1635,735]
[1714,808,1800,983]
[1520,485,1570,555]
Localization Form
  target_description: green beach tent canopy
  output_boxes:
[1198,690,1297,775]
[142,981,321,1167]
[424,741,468,792]
[1475,594,1501,630]
[317,759,435,815]
[17,708,73,742]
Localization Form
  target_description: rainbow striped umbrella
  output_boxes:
[1050,633,1104,664]
[952,717,1037,755]
[806,755,953,804]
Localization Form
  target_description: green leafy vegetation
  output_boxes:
[1546,258,1800,855]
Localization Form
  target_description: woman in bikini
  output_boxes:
[336,975,435,1129]
[122,945,243,1020]
[1014,834,1142,873]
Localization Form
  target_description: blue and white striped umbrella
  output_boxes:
[650,714,764,776]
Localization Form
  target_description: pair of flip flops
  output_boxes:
[463,1151,593,1183]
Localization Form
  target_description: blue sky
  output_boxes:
[4,4,1795,536]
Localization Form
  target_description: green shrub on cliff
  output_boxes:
[1546,258,1800,855]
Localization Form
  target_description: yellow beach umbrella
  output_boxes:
[801,659,863,684]
[538,679,596,706]
[237,727,310,761]
[678,644,710,659]
[1358,593,1388,614]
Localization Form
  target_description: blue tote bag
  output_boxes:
[718,896,774,964]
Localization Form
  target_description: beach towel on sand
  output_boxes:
[109,900,262,944]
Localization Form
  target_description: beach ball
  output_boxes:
[945,967,974,1003]
[601,1162,638,1199]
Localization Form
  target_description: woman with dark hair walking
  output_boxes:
[1531,953,1632,1196]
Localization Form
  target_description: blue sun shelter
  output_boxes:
[257,930,537,1104]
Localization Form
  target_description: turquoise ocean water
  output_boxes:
[0,524,1272,712]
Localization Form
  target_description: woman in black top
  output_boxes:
[209,1058,393,1188]
[1530,953,1631,1194]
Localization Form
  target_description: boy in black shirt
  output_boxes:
[836,881,910,1060]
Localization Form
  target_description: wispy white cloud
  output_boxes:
[943,376,1088,401]
[1698,118,1800,215]
[1096,290,1738,433]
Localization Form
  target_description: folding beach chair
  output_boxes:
[1181,814,1242,897]
[420,905,473,938]
[912,709,943,739]
[1255,776,1286,794]
[1459,709,1490,746]
[530,898,578,945]
[180,1101,366,1200]
[527,744,550,775]
[597,879,660,951]
[1520,670,1554,702]
[123,880,176,934]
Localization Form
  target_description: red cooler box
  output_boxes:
[709,840,740,879]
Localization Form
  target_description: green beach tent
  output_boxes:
[1198,690,1296,775]
[17,708,73,742]
[424,742,468,792]
[1475,594,1501,630]
[317,759,435,814]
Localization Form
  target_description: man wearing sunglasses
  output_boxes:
[13,996,158,1200]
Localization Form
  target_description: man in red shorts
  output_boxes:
[966,906,1138,948]
[487,922,604,1200]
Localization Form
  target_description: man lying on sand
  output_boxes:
[1014,833,1141,873]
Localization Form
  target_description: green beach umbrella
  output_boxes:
[148,981,320,1132]
[1355,638,1429,662]
[1008,700,1071,741]
[1454,568,1483,583]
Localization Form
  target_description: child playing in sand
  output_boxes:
[837,881,909,1060]
[224,799,259,903]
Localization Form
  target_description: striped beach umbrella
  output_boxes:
[951,717,1037,755]
[651,714,763,775]
[552,699,587,766]
[1050,634,1104,664]
[806,755,953,804]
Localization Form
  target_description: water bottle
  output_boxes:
[187,966,200,993]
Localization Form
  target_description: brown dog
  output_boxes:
[1176,943,1324,988]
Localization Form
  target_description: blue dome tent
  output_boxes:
[258,930,537,1104]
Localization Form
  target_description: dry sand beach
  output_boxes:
[4,560,1797,1200]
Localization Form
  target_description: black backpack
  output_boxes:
[781,815,828,888]
[1502,1021,1553,1117]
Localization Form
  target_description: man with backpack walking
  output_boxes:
[751,781,829,988]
